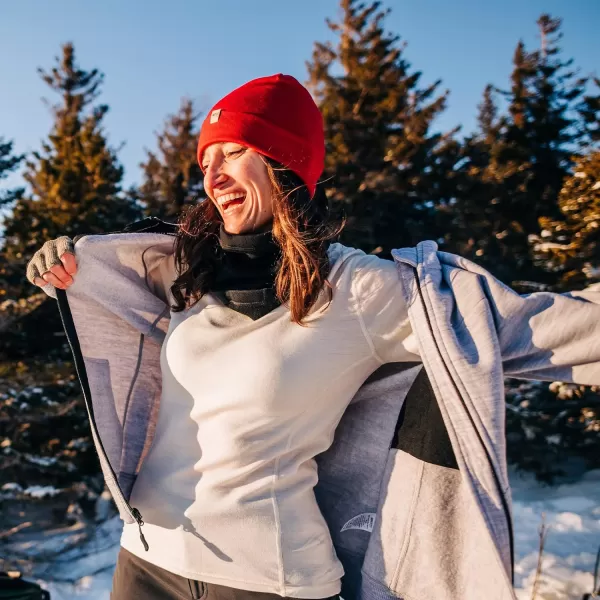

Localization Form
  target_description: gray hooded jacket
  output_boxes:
[45,218,600,600]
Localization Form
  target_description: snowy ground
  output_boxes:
[511,468,600,599]
[17,469,600,599]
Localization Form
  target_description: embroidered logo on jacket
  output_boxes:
[340,513,376,533]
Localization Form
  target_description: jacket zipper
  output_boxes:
[411,267,515,580]
[56,287,150,551]
[52,221,177,551]
[55,289,149,550]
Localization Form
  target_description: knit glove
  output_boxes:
[26,236,75,290]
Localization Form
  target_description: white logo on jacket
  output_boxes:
[341,513,376,533]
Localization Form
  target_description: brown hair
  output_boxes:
[170,157,342,324]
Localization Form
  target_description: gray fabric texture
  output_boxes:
[362,450,513,599]
[42,234,600,600]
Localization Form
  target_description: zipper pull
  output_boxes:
[131,507,149,551]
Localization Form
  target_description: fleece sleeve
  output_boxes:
[351,254,421,364]
[146,253,177,306]
[485,278,600,385]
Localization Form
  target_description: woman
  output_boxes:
[26,74,600,600]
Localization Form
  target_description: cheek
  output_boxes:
[236,154,273,212]
[258,184,274,215]
[255,172,273,207]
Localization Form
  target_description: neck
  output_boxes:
[218,224,277,260]
[210,224,281,320]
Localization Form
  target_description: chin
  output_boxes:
[222,221,247,235]
[224,219,271,235]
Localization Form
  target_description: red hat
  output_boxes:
[197,74,325,198]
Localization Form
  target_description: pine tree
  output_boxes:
[446,45,540,285]
[534,151,600,290]
[1,43,141,357]
[525,16,587,216]
[440,20,600,481]
[477,85,500,144]
[449,16,592,288]
[442,85,503,260]
[502,17,591,286]
[0,137,25,326]
[580,77,600,147]
[1,42,141,287]
[0,137,24,210]
[307,0,459,255]
[137,98,204,221]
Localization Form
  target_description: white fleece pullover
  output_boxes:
[120,243,420,597]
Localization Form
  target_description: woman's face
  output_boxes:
[201,142,275,234]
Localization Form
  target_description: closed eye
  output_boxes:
[225,148,245,159]
[202,146,247,171]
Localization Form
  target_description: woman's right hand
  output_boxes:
[26,236,77,290]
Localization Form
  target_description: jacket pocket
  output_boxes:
[362,450,515,600]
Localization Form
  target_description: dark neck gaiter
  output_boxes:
[211,225,281,320]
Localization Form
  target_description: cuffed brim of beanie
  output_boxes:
[197,111,324,198]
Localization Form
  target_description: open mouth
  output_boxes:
[219,192,246,213]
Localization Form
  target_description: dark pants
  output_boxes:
[111,547,340,600]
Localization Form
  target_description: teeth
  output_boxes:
[218,192,245,207]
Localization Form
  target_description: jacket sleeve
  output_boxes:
[483,276,600,384]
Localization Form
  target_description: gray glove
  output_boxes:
[26,236,75,287]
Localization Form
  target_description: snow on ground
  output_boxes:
[42,570,116,600]
[511,468,600,599]
[29,470,600,599]
[35,517,121,600]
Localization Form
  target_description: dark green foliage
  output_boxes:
[506,379,600,483]
[136,98,205,221]
[440,85,507,270]
[0,364,97,490]
[0,138,24,210]
[447,16,594,289]
[307,0,460,256]
[580,77,600,146]
[0,137,24,310]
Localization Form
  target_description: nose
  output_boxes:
[204,161,229,195]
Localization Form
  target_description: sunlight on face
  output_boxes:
[201,142,275,234]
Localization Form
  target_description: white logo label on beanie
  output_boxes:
[210,109,222,124]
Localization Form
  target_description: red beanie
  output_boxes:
[197,74,325,198]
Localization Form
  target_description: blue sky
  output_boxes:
[1,0,598,188]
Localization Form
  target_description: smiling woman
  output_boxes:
[171,146,339,323]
